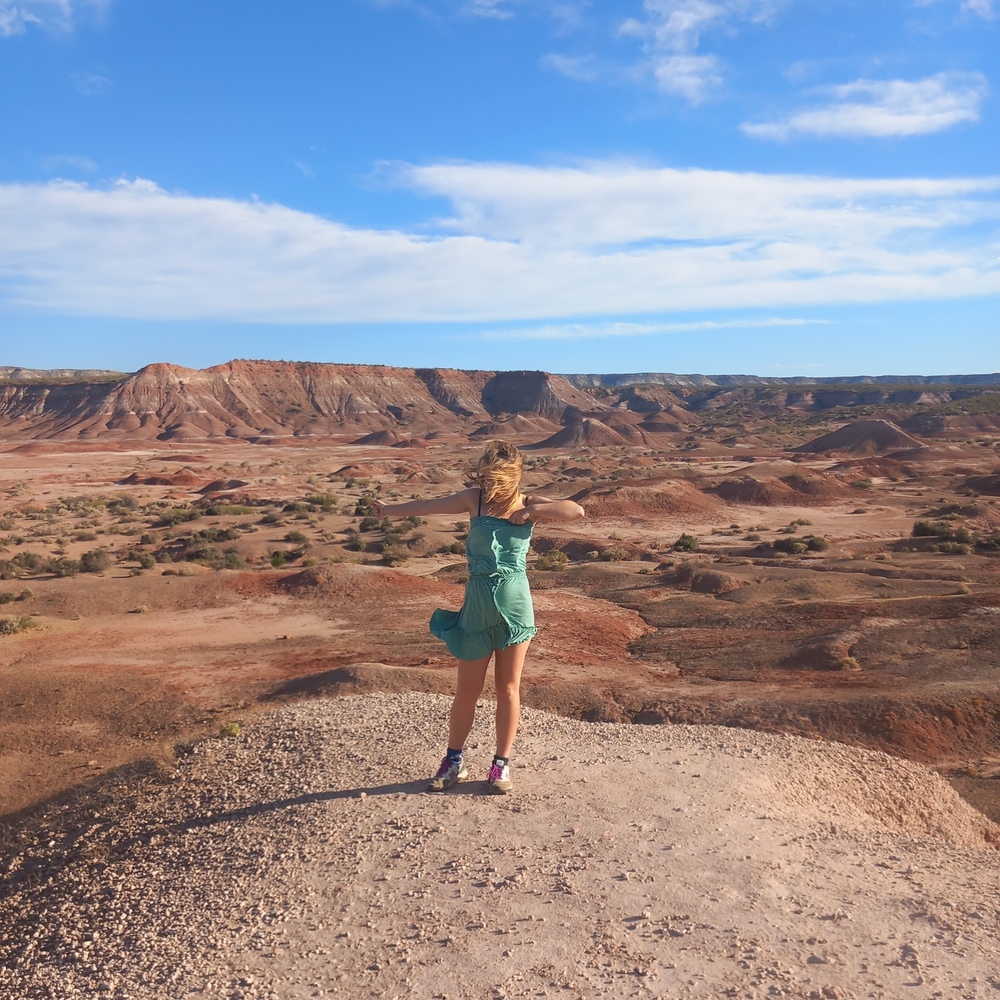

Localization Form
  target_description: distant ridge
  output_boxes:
[3,365,1000,389]
[565,372,1000,388]
[0,360,998,444]
[0,367,127,383]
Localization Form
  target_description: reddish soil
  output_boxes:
[2,417,1000,826]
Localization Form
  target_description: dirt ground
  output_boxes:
[1,435,999,829]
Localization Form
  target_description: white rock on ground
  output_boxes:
[1,692,998,1000]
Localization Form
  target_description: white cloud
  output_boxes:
[619,0,782,103]
[915,0,997,13]
[39,154,98,175]
[0,0,105,36]
[72,69,111,95]
[960,0,997,17]
[0,165,998,326]
[743,72,988,140]
[479,317,832,340]
[652,53,722,101]
[548,1,588,32]
[400,160,1000,247]
[541,52,599,81]
[463,0,516,18]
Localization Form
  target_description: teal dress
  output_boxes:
[430,514,537,660]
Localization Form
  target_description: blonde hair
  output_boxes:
[472,440,523,519]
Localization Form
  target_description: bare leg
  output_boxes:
[448,654,491,751]
[493,640,530,759]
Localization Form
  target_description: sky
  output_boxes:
[0,0,998,377]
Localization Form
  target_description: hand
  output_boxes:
[509,507,532,525]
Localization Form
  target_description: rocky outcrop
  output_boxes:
[0,361,610,442]
[1,362,997,444]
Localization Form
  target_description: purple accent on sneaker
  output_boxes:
[487,763,505,782]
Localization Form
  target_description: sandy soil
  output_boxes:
[2,693,998,1000]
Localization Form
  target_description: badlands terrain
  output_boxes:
[1,360,999,998]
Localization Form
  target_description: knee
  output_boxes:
[496,680,521,704]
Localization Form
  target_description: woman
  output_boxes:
[372,440,585,794]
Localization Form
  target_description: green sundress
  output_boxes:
[429,514,537,660]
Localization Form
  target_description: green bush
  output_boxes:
[303,493,337,512]
[381,544,409,567]
[672,533,700,552]
[773,537,808,555]
[536,550,570,571]
[913,520,957,539]
[977,531,1000,552]
[932,541,972,555]
[284,530,310,545]
[203,504,255,516]
[358,515,382,532]
[47,557,81,577]
[12,551,45,574]
[80,549,112,573]
[151,508,199,528]
[192,527,238,543]
[0,615,35,635]
[600,547,629,562]
[806,536,830,552]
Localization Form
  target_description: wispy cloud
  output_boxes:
[541,52,600,81]
[0,0,106,37]
[962,0,996,17]
[479,317,833,340]
[40,153,98,173]
[463,0,516,18]
[0,164,997,325]
[72,69,111,95]
[919,0,998,18]
[743,72,988,139]
[618,0,783,103]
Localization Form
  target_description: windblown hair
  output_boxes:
[472,440,523,519]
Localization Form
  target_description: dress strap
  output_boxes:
[477,488,482,517]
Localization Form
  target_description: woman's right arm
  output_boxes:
[372,487,479,519]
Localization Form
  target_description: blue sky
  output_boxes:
[1,0,997,377]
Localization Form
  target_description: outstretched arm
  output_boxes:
[372,487,479,520]
[509,495,585,525]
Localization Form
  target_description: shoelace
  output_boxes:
[487,763,506,781]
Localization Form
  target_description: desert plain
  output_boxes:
[1,361,999,999]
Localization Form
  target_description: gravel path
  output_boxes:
[1,692,998,1000]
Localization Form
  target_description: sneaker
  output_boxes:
[485,761,512,795]
[426,757,467,792]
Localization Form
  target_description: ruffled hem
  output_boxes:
[429,608,536,661]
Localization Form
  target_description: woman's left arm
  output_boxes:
[511,495,585,524]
